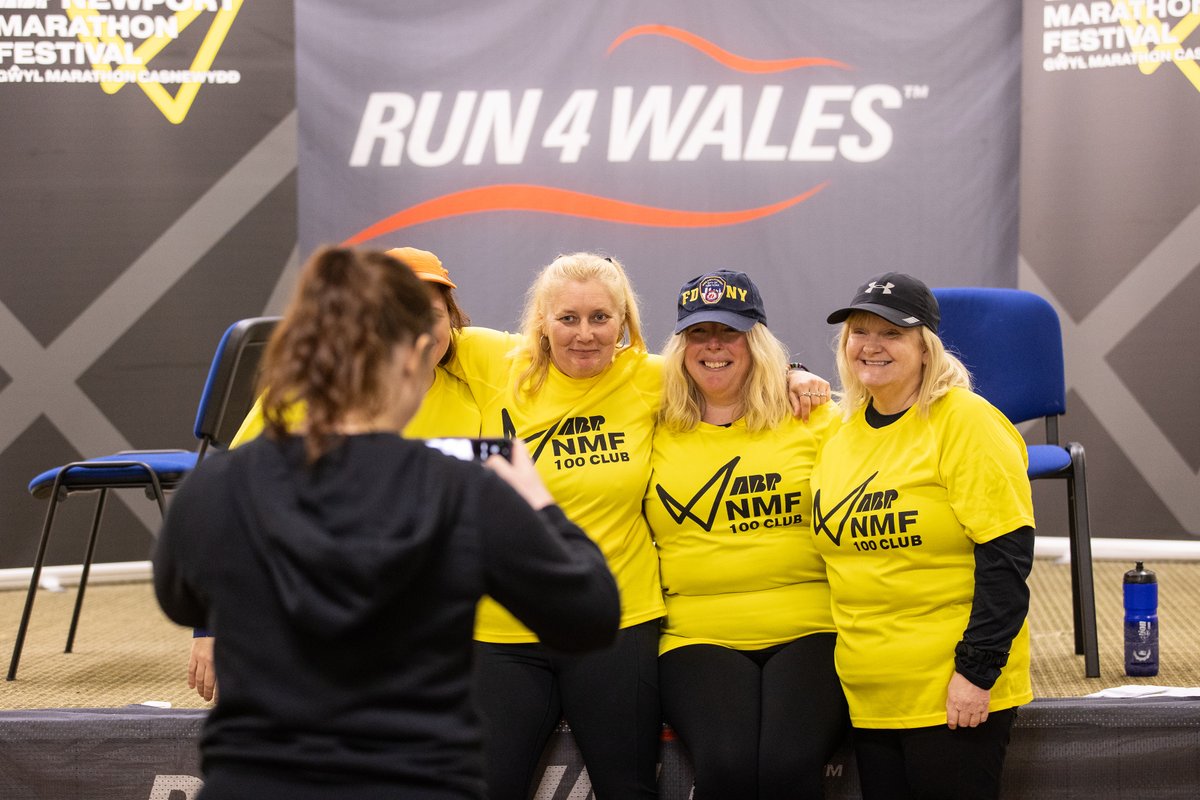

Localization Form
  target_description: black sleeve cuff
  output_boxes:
[954,641,1010,690]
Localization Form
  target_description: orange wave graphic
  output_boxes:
[342,183,830,246]
[606,24,853,73]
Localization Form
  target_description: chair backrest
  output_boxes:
[931,287,1066,426]
[192,316,280,455]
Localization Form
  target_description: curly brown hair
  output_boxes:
[259,246,434,462]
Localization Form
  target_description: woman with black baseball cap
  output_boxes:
[646,269,847,799]
[811,272,1035,800]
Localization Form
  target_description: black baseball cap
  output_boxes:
[674,270,767,334]
[826,272,940,333]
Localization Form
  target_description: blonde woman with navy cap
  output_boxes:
[449,253,833,800]
[646,270,846,800]
[811,273,1035,800]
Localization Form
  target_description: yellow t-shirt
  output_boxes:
[228,366,481,447]
[810,386,1035,728]
[646,405,840,655]
[451,327,665,642]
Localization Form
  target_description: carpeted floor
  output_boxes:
[0,558,1197,709]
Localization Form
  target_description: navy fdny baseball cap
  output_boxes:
[826,272,940,333]
[674,270,767,334]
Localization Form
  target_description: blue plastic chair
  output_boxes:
[7,316,279,681]
[932,287,1099,678]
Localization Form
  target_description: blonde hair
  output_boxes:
[514,252,646,397]
[658,323,791,433]
[833,310,971,419]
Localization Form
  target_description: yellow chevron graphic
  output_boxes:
[64,0,243,124]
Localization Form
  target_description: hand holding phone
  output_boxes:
[425,438,513,462]
[481,439,555,511]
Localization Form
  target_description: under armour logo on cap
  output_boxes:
[865,281,895,294]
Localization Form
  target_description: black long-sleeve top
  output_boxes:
[153,433,619,799]
[957,527,1035,688]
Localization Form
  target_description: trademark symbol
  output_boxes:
[904,85,930,100]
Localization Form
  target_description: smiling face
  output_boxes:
[844,312,927,412]
[544,278,622,379]
[682,322,752,410]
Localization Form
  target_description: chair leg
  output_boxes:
[1066,443,1100,678]
[64,478,169,654]
[1067,529,1083,655]
[147,472,168,517]
[6,477,69,681]
[65,489,107,654]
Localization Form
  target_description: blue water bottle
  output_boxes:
[1123,561,1158,677]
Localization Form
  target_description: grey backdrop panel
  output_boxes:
[296,0,1020,373]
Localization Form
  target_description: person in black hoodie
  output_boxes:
[153,246,621,800]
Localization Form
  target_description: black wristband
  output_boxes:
[788,362,808,373]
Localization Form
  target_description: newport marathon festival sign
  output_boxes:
[0,0,243,123]
[297,2,1022,355]
[0,0,295,568]
[1040,0,1200,88]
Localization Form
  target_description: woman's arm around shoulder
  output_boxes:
[444,326,520,385]
[787,367,832,422]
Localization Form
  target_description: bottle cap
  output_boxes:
[1124,561,1157,584]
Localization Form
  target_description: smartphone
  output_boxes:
[425,437,514,462]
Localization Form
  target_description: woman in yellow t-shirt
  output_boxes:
[811,272,1035,800]
[450,253,664,800]
[453,254,834,800]
[186,247,481,702]
[646,270,846,800]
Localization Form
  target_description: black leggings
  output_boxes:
[658,633,848,800]
[853,708,1016,800]
[473,619,661,800]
